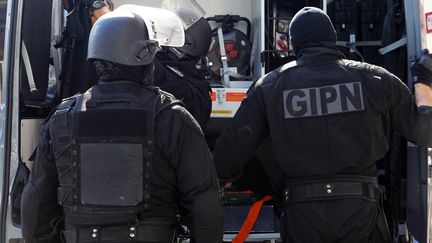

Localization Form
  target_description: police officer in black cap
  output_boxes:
[21,9,223,243]
[154,8,213,128]
[213,6,432,242]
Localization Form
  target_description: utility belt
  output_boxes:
[63,219,176,243]
[283,175,378,203]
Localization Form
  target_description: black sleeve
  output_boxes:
[384,73,432,146]
[21,122,62,243]
[213,81,269,180]
[169,106,223,243]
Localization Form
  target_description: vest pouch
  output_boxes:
[73,107,151,209]
[80,143,143,206]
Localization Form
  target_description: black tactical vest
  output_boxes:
[50,83,173,227]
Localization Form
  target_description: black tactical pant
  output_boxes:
[281,198,390,243]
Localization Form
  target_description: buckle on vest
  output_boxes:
[90,227,99,241]
[284,188,289,201]
[129,225,137,240]
[324,183,333,195]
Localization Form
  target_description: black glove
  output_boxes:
[411,49,432,87]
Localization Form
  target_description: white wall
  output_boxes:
[112,0,254,20]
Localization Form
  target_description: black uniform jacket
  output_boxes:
[21,81,223,243]
[214,47,432,181]
[154,50,212,129]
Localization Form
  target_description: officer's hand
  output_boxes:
[411,49,432,88]
[219,181,232,197]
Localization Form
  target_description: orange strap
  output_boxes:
[232,195,273,243]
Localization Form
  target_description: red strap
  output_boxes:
[232,195,273,243]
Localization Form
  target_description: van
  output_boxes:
[0,0,430,242]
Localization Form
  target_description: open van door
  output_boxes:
[0,0,55,242]
[0,0,22,242]
[0,0,17,241]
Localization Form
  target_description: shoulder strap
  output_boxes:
[155,89,184,117]
[279,60,300,72]
[53,94,80,128]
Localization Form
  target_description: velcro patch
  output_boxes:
[283,82,364,119]
[77,108,147,137]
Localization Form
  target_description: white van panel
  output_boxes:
[19,119,43,169]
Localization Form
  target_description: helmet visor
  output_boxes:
[161,0,205,30]
[117,5,185,47]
